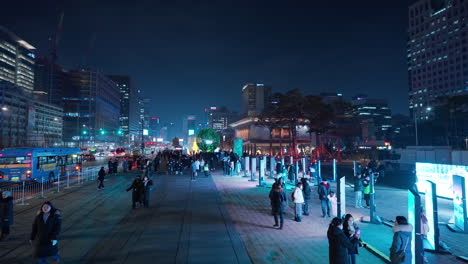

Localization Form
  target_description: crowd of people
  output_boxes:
[0,152,417,264]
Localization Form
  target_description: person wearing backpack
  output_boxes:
[390,216,413,264]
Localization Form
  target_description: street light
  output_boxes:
[1,106,8,111]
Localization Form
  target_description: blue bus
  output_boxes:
[0,148,82,183]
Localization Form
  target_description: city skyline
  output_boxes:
[2,0,414,123]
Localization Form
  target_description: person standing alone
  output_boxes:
[0,191,13,241]
[318,179,331,217]
[98,167,106,190]
[291,182,304,222]
[30,201,62,263]
[301,178,311,216]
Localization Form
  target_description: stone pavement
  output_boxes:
[212,172,467,264]
[211,173,383,264]
[0,171,250,264]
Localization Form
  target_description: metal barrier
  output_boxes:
[0,165,102,205]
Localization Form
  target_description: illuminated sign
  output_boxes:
[156,138,163,142]
[452,175,466,231]
[187,115,196,120]
[210,107,217,110]
[143,129,148,136]
[188,129,195,136]
[151,117,159,120]
[423,181,437,250]
[416,163,468,199]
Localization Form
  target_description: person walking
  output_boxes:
[107,159,113,174]
[291,182,304,222]
[142,176,153,208]
[343,214,361,264]
[318,179,331,217]
[203,163,210,177]
[191,160,198,181]
[390,216,413,264]
[126,176,144,209]
[271,183,287,229]
[97,167,105,190]
[327,217,359,264]
[30,201,62,264]
[0,191,13,241]
[354,174,364,208]
[122,158,128,173]
[113,159,119,174]
[301,178,311,216]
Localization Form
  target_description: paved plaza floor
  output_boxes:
[1,169,466,263]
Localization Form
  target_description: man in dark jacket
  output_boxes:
[30,201,62,263]
[318,179,331,217]
[126,176,144,209]
[98,167,106,190]
[327,217,358,264]
[301,178,311,216]
[0,191,14,240]
[271,184,287,229]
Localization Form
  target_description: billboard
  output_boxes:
[415,163,468,199]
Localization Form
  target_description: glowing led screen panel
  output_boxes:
[408,189,418,264]
[415,163,468,199]
[423,181,436,250]
[452,175,466,232]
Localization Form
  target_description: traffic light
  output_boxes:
[117,130,123,135]
[100,130,105,135]
[82,130,88,135]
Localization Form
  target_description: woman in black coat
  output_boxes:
[126,176,144,208]
[30,201,62,262]
[327,217,359,264]
[142,176,153,208]
[0,191,14,240]
[271,183,287,229]
[343,214,361,264]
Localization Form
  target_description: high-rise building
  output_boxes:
[241,83,271,117]
[0,26,36,93]
[352,95,392,141]
[207,106,239,132]
[182,115,196,141]
[408,0,468,119]
[108,75,139,138]
[34,56,70,107]
[149,117,160,138]
[62,69,120,146]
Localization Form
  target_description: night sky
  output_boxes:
[2,0,415,128]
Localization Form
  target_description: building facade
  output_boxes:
[408,0,468,118]
[108,75,140,139]
[352,95,392,142]
[241,83,271,117]
[27,99,63,147]
[0,26,36,93]
[207,106,239,132]
[0,81,28,148]
[62,69,120,146]
[34,56,71,107]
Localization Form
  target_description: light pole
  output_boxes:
[0,106,8,148]
[414,107,431,146]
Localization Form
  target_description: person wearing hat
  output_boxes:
[30,201,62,263]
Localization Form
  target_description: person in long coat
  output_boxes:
[126,176,144,208]
[0,191,14,240]
[30,201,62,263]
[327,217,359,264]
[270,183,287,229]
[142,176,153,208]
[390,216,413,264]
[343,214,361,264]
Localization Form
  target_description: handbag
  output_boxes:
[391,236,409,263]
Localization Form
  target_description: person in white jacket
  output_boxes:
[292,182,305,222]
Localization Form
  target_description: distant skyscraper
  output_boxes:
[407,0,468,118]
[34,56,70,107]
[241,83,271,117]
[149,117,160,138]
[207,106,239,131]
[0,26,36,93]
[108,75,139,138]
[62,69,120,145]
[182,115,196,141]
[352,95,392,141]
